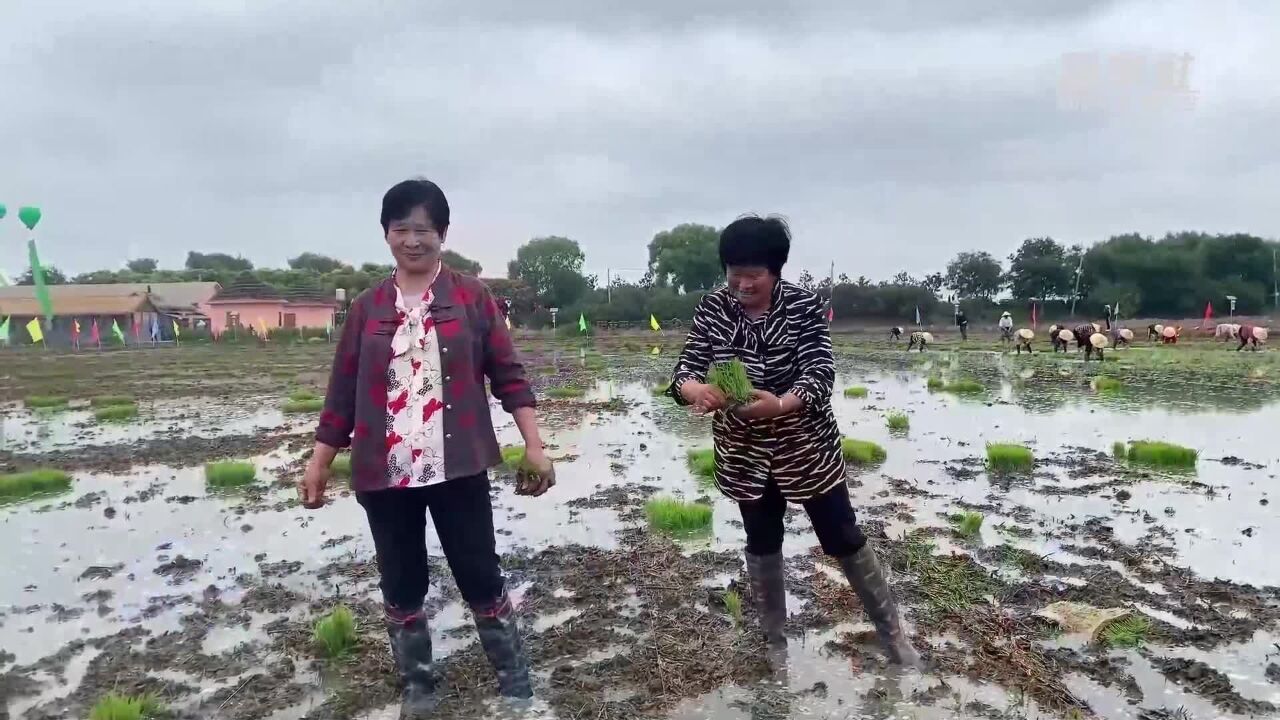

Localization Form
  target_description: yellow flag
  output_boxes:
[505,316,512,330]
[172,320,181,338]
[258,318,269,336]
[650,314,661,332]
[651,346,660,355]
[26,318,44,344]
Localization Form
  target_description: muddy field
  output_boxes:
[2,335,1279,719]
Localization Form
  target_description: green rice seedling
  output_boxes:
[313,605,358,658]
[282,397,324,414]
[900,537,998,615]
[331,454,352,479]
[886,412,910,431]
[950,511,984,539]
[986,443,1034,472]
[89,693,165,720]
[651,382,672,397]
[841,438,887,466]
[89,395,134,408]
[24,395,68,409]
[1093,376,1123,393]
[93,404,138,422]
[942,379,984,394]
[1127,441,1197,469]
[685,448,716,481]
[205,461,257,489]
[707,358,754,405]
[545,386,586,399]
[500,445,533,472]
[1112,441,1127,460]
[0,469,73,502]
[723,588,744,628]
[843,386,869,398]
[645,497,713,535]
[1100,615,1152,649]
[926,375,944,390]
[288,388,319,402]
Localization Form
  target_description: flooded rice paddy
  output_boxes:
[1,338,1278,719]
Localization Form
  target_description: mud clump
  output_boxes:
[1154,657,1277,715]
[78,563,124,581]
[154,554,203,583]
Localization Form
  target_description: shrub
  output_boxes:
[282,398,325,414]
[93,404,138,422]
[886,412,910,431]
[89,693,165,720]
[24,395,68,409]
[645,497,713,534]
[205,461,257,488]
[843,386,869,398]
[546,386,586,399]
[1126,441,1197,469]
[314,605,358,658]
[707,359,753,404]
[0,469,73,502]
[986,444,1034,472]
[841,438,887,465]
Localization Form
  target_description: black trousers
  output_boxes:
[356,473,504,612]
[739,480,867,557]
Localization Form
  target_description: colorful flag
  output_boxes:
[27,240,53,323]
[578,313,587,333]
[132,317,141,339]
[72,319,81,340]
[150,316,160,341]
[173,320,181,338]
[651,346,660,356]
[0,316,9,343]
[915,305,922,325]
[1203,301,1213,327]
[91,320,101,346]
[258,317,269,337]
[325,318,333,340]
[826,306,834,323]
[112,319,126,344]
[650,314,661,332]
[26,318,44,344]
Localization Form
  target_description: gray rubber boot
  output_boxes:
[386,613,438,717]
[745,552,788,668]
[471,594,533,698]
[836,544,922,667]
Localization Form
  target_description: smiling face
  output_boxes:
[384,205,446,274]
[725,265,776,310]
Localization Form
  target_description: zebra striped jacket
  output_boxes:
[670,281,846,502]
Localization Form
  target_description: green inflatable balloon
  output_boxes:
[18,206,41,230]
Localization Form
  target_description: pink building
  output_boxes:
[204,275,336,336]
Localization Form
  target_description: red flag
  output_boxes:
[826,306,834,323]
[90,320,101,346]
[1203,301,1213,327]
[133,318,141,338]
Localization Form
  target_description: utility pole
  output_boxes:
[607,268,611,304]
[1273,248,1278,310]
[1069,253,1084,317]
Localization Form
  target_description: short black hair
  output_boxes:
[380,178,450,234]
[719,214,791,275]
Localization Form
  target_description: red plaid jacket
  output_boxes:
[315,267,535,492]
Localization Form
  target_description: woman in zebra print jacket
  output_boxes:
[670,215,920,669]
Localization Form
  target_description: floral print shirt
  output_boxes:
[385,285,448,487]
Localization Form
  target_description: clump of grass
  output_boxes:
[950,511,984,539]
[942,378,984,394]
[546,386,586,399]
[843,386,869,398]
[707,358,754,405]
[288,388,319,402]
[645,496,713,535]
[723,588,744,628]
[685,448,716,480]
[841,438,887,466]
[1100,615,1152,649]
[0,469,73,502]
[926,375,944,390]
[282,397,325,414]
[93,403,138,422]
[886,412,910,431]
[986,443,1034,472]
[1093,376,1123,393]
[1112,441,1127,460]
[24,395,68,409]
[205,461,257,488]
[331,454,352,479]
[500,445,538,473]
[900,537,999,615]
[1127,441,1197,469]
[89,395,134,408]
[89,693,165,720]
[313,605,358,658]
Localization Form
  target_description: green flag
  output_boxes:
[27,240,53,322]
[578,313,587,333]
[0,317,9,343]
[112,319,126,344]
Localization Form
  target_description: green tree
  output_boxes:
[441,249,482,275]
[1005,238,1073,301]
[507,236,590,308]
[944,251,1003,299]
[18,266,67,285]
[186,251,253,272]
[647,223,721,292]
[287,253,350,273]
[126,258,158,273]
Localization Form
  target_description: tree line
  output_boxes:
[16,228,1278,327]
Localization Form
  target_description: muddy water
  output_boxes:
[3,352,1279,719]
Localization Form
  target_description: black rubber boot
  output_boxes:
[471,594,533,698]
[836,544,922,667]
[386,613,438,717]
[745,552,788,668]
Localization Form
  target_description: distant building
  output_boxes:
[0,282,220,343]
[205,274,337,336]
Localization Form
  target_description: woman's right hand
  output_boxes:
[681,381,728,414]
[299,457,331,509]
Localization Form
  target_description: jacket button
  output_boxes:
[445,433,452,439]
[446,404,453,410]
[442,347,449,353]
[445,375,451,381]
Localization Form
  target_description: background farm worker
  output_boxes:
[956,308,969,340]
[998,311,1013,340]
[668,215,920,671]
[299,178,555,716]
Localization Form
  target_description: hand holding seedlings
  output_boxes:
[733,389,788,420]
[514,445,556,497]
[681,381,729,414]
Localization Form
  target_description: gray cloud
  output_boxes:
[1,0,1276,283]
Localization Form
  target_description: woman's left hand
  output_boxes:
[733,389,786,420]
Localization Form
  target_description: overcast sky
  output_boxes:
[2,0,1277,284]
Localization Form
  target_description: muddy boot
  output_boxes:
[836,544,922,667]
[471,594,533,699]
[746,552,788,669]
[385,611,438,717]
